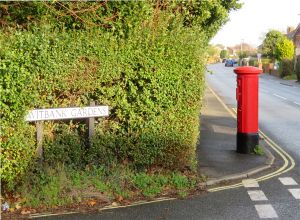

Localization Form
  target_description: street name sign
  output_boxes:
[25,104,109,160]
[25,106,109,122]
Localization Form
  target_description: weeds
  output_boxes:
[254,145,264,156]
[16,165,200,208]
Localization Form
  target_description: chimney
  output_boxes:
[287,26,295,34]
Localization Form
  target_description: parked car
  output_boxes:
[233,59,238,66]
[225,59,234,67]
[225,59,238,67]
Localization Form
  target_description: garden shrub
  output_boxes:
[280,59,295,78]
[0,123,36,190]
[296,56,300,81]
[249,58,258,67]
[43,123,86,168]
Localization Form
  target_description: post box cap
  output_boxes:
[234,66,263,75]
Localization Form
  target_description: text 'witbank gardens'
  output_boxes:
[25,106,109,122]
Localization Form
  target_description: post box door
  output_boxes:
[236,78,242,106]
[237,77,243,132]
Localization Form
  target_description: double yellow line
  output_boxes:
[207,86,295,192]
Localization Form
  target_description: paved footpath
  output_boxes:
[197,87,268,183]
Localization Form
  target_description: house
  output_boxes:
[286,23,300,56]
[226,47,236,57]
[232,43,257,56]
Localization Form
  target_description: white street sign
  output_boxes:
[25,106,109,122]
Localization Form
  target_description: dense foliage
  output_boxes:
[0,1,241,190]
[262,30,294,61]
[262,30,286,60]
[206,45,221,63]
[220,49,228,59]
[296,56,300,81]
[280,59,295,78]
[275,38,294,61]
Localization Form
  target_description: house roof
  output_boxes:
[287,23,300,40]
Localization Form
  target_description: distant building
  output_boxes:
[286,23,300,56]
[233,43,257,57]
[226,47,236,57]
[226,43,256,59]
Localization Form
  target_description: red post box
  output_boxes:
[234,66,262,154]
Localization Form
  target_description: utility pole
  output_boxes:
[240,39,244,65]
[241,39,244,54]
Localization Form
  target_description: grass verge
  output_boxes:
[2,164,203,217]
[283,74,297,80]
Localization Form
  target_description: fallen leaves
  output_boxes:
[15,203,22,210]
[87,200,97,207]
[21,209,31,215]
[111,202,118,207]
[21,208,36,215]
[117,196,124,202]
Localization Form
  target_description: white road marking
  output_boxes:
[294,102,300,106]
[255,204,278,219]
[247,190,268,201]
[279,177,298,185]
[273,93,287,100]
[288,189,300,199]
[242,179,259,188]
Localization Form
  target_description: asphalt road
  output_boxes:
[206,63,300,166]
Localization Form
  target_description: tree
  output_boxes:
[275,38,294,61]
[238,51,249,59]
[262,30,285,60]
[180,0,242,39]
[207,45,221,63]
[0,1,242,40]
[220,49,228,59]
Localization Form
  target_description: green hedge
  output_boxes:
[249,58,258,67]
[1,26,206,188]
[280,59,295,78]
[1,1,241,189]
[296,56,300,81]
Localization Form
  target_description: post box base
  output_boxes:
[237,132,259,154]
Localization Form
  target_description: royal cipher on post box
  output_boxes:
[234,66,262,154]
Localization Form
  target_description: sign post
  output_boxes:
[36,121,43,160]
[26,105,109,159]
[87,101,95,140]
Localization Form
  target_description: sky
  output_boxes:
[210,0,300,48]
